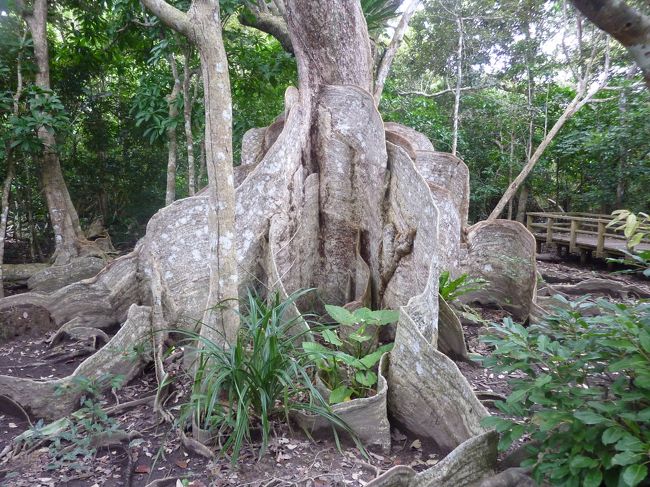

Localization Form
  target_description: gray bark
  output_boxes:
[373,1,420,104]
[141,0,240,345]
[165,52,181,206]
[183,46,196,196]
[571,0,650,88]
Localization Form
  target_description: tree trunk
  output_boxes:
[451,16,464,156]
[515,184,529,223]
[183,46,196,196]
[22,0,86,265]
[507,131,514,220]
[165,52,181,206]
[0,156,15,299]
[373,0,420,104]
[0,3,541,485]
[198,136,206,189]
[140,0,240,344]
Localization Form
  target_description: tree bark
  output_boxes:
[165,52,181,206]
[373,0,420,104]
[183,46,196,196]
[21,0,86,265]
[451,16,464,156]
[141,0,240,345]
[570,0,650,88]
[0,156,15,299]
[239,1,293,54]
[515,184,529,223]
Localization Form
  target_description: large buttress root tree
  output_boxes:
[0,1,538,485]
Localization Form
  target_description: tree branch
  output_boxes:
[396,84,496,97]
[373,0,421,104]
[139,0,190,38]
[239,6,293,54]
[570,0,650,88]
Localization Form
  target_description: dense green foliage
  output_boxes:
[478,297,650,487]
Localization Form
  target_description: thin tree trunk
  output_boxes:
[141,0,240,346]
[198,136,206,189]
[373,0,420,104]
[165,52,181,206]
[507,132,514,220]
[0,155,15,299]
[451,16,464,156]
[0,27,27,298]
[20,0,85,264]
[183,46,196,196]
[515,184,529,223]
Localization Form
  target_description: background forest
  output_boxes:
[0,0,648,261]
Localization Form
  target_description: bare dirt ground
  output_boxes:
[0,259,647,487]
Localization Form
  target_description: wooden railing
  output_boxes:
[525,211,650,258]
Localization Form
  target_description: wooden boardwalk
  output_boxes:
[526,212,650,262]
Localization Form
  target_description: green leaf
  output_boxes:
[602,427,626,445]
[359,349,386,369]
[570,455,598,470]
[611,451,643,466]
[506,388,529,404]
[583,469,602,487]
[325,305,357,326]
[322,329,342,346]
[537,334,550,352]
[480,416,516,433]
[355,370,377,387]
[302,341,330,355]
[634,374,650,390]
[366,309,399,325]
[573,410,608,425]
[353,307,375,322]
[615,435,645,452]
[628,232,644,248]
[329,386,353,404]
[348,332,372,343]
[622,464,647,487]
[638,331,650,354]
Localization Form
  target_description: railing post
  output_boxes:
[526,214,533,233]
[546,216,554,244]
[569,219,580,254]
[596,221,606,258]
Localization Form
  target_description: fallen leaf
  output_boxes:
[410,439,422,449]
[134,464,150,474]
[175,459,188,469]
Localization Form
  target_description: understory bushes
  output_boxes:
[478,296,650,487]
